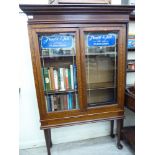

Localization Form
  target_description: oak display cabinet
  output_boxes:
[19,4,134,155]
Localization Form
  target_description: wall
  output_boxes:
[19,0,135,149]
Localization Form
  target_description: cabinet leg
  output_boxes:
[117,119,123,149]
[44,129,52,155]
[110,120,115,138]
[49,129,52,147]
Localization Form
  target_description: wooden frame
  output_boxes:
[28,24,126,128]
[80,26,126,110]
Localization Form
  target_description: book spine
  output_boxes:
[68,68,71,89]
[49,67,55,90]
[58,68,61,90]
[67,94,70,110]
[53,70,58,90]
[63,68,66,90]
[63,95,68,110]
[57,95,61,110]
[41,68,46,91]
[72,93,76,109]
[44,68,51,91]
[65,68,69,90]
[73,64,77,90]
[53,96,58,111]
[75,93,79,109]
[59,68,65,90]
[51,95,55,111]
[70,93,73,109]
[46,95,52,112]
[60,95,64,110]
[48,69,52,90]
[70,65,74,90]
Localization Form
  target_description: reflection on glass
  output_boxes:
[39,33,79,112]
[85,32,118,107]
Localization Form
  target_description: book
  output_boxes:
[63,68,66,90]
[58,68,61,90]
[75,93,79,109]
[65,68,69,90]
[68,93,73,110]
[46,95,52,112]
[72,93,76,109]
[68,68,72,89]
[43,68,51,91]
[41,68,46,91]
[70,93,73,109]
[57,95,61,110]
[53,69,58,90]
[59,68,65,90]
[50,95,55,111]
[67,94,70,110]
[49,67,55,90]
[48,69,52,90]
[63,95,68,110]
[73,64,77,90]
[70,65,74,90]
[60,95,64,110]
[53,96,58,111]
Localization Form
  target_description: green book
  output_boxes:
[68,68,72,89]
[43,68,51,91]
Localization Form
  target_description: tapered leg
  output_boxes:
[44,129,52,155]
[49,129,52,147]
[117,119,123,149]
[110,120,115,138]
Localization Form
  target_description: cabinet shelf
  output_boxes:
[127,59,135,61]
[88,100,115,107]
[128,48,135,51]
[126,69,135,72]
[85,52,116,56]
[126,84,134,88]
[41,55,75,58]
[45,89,77,95]
[87,82,114,89]
[87,87,115,91]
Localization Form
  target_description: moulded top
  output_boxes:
[19,4,135,16]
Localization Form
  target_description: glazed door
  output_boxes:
[31,28,83,117]
[80,26,126,110]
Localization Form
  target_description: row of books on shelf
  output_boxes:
[42,64,77,91]
[46,93,79,112]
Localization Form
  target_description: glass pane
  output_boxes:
[84,32,118,107]
[38,33,79,113]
